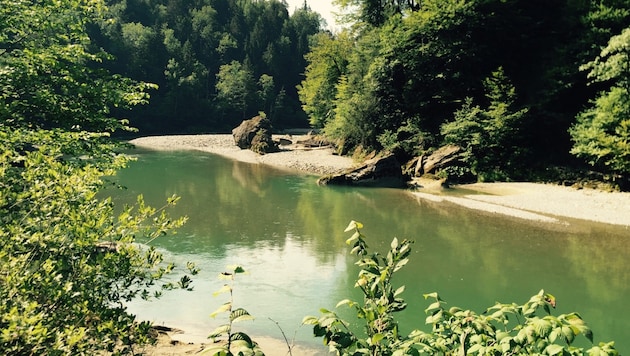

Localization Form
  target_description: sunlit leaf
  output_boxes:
[208,325,230,339]
[230,308,255,323]
[212,284,232,297]
[336,299,355,308]
[393,258,409,272]
[394,285,405,297]
[545,344,565,355]
[210,302,232,318]
[344,220,363,232]
[346,231,361,245]
[425,302,441,313]
[531,318,552,337]
[371,333,384,345]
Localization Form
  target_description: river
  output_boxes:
[107,149,630,354]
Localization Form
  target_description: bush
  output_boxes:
[0,128,196,354]
[303,221,618,355]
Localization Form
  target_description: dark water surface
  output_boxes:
[108,149,630,353]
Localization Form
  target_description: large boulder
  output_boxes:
[317,154,405,188]
[232,115,277,154]
[415,145,463,175]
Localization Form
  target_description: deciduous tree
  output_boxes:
[570,27,630,176]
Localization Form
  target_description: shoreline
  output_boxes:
[129,133,355,176]
[129,133,630,228]
[128,133,629,354]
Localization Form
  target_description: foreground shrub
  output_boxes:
[303,221,618,355]
[0,128,196,354]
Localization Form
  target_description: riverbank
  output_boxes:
[128,133,629,354]
[129,133,355,175]
[129,133,630,228]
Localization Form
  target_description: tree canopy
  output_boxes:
[91,0,325,132]
[300,0,630,182]
[570,27,630,176]
[0,0,156,132]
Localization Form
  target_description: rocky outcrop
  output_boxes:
[295,135,333,148]
[232,115,278,154]
[413,145,463,176]
[317,154,405,188]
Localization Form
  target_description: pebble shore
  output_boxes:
[130,134,630,227]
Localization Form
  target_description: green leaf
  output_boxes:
[344,220,363,232]
[545,344,565,355]
[425,301,442,313]
[394,285,405,297]
[531,317,552,337]
[226,264,246,274]
[230,308,255,323]
[423,292,439,300]
[370,333,384,345]
[210,302,232,318]
[393,258,409,272]
[346,231,361,245]
[200,345,229,355]
[561,325,576,344]
[302,316,318,325]
[425,310,443,324]
[336,299,355,308]
[212,284,232,297]
[230,331,254,344]
[208,325,230,339]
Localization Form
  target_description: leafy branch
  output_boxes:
[206,265,262,356]
[304,221,619,356]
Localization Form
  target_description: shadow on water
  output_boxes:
[106,149,630,353]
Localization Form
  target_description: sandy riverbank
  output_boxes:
[129,133,355,175]
[129,133,630,228]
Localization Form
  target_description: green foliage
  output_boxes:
[377,119,433,160]
[216,61,258,120]
[298,32,353,128]
[303,220,419,355]
[304,221,618,355]
[570,86,630,175]
[570,27,630,175]
[321,28,387,153]
[301,0,630,177]
[333,0,421,28]
[0,127,197,354]
[0,0,156,132]
[91,0,323,131]
[206,265,263,356]
[441,68,528,181]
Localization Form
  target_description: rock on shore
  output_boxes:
[129,134,630,227]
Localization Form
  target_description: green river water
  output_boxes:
[108,149,630,354]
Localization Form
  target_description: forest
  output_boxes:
[0,0,627,354]
[90,0,324,132]
[87,0,630,185]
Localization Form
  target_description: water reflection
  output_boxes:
[108,149,630,353]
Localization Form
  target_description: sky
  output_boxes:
[285,0,339,29]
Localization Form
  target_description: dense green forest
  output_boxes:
[90,0,324,132]
[298,0,630,183]
[90,0,630,184]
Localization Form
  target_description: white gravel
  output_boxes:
[129,134,630,228]
[414,182,630,227]
[129,134,355,175]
